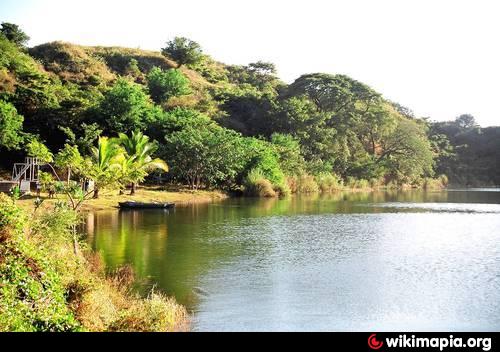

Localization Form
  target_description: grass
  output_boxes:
[0,193,189,332]
[15,186,228,212]
[244,169,278,197]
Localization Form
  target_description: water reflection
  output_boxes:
[86,189,500,331]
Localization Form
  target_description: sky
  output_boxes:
[1,0,499,126]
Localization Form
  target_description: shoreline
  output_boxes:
[14,187,230,212]
[12,184,453,213]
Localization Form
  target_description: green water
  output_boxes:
[86,189,500,331]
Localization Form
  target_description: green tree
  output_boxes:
[164,123,249,189]
[226,61,280,89]
[54,144,84,184]
[161,37,203,68]
[378,118,434,182]
[430,116,500,186]
[274,96,337,170]
[59,122,102,155]
[0,100,24,149]
[0,22,30,47]
[270,133,304,175]
[243,138,285,187]
[146,67,191,104]
[95,78,155,134]
[455,114,477,130]
[26,139,53,163]
[83,137,123,198]
[115,131,168,195]
[124,58,141,79]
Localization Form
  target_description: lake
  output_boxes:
[85,189,500,331]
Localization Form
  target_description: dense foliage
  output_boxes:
[429,115,500,186]
[1,25,498,193]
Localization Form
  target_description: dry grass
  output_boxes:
[29,41,116,84]
[73,264,190,332]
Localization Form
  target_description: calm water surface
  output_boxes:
[85,189,500,331]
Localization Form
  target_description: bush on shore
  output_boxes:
[315,172,342,193]
[244,168,291,197]
[296,174,319,193]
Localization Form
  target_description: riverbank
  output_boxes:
[14,187,229,212]
[0,193,190,331]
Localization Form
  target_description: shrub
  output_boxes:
[357,179,370,189]
[286,176,298,194]
[244,169,276,197]
[297,174,319,193]
[369,178,384,189]
[386,179,399,189]
[146,67,191,104]
[0,194,80,332]
[439,174,449,187]
[345,176,357,189]
[273,182,291,197]
[108,291,189,332]
[315,173,341,193]
[422,177,445,190]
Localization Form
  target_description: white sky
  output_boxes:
[1,0,499,126]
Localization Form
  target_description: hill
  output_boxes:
[1,30,499,188]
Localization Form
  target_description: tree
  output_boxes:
[55,144,84,184]
[124,58,141,79]
[146,67,191,104]
[115,131,168,195]
[84,137,123,198]
[455,114,477,130]
[59,122,102,155]
[274,96,337,169]
[286,73,379,116]
[164,122,249,189]
[219,86,278,136]
[378,119,434,182]
[226,62,280,89]
[26,139,53,163]
[95,78,156,134]
[270,133,304,175]
[0,100,24,149]
[248,61,277,76]
[430,118,500,186]
[0,22,30,47]
[161,37,203,68]
[243,137,285,187]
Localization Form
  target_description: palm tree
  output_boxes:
[88,136,123,198]
[115,131,168,195]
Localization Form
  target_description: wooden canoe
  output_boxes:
[118,201,175,209]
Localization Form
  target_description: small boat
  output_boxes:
[118,201,175,209]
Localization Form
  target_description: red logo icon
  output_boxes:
[368,334,384,350]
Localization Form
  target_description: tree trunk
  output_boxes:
[71,224,79,256]
[67,167,71,185]
[130,182,136,195]
[93,187,99,199]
